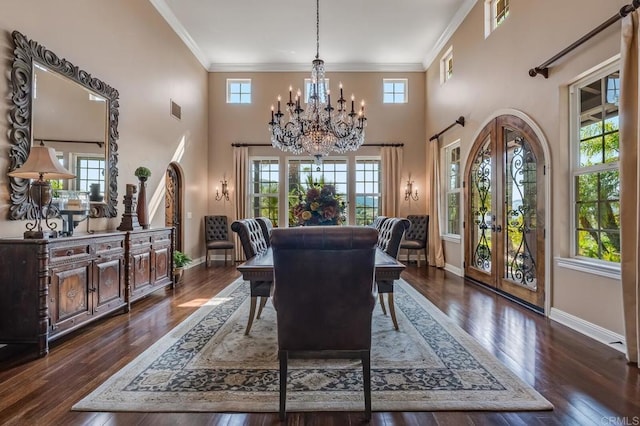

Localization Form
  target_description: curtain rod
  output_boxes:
[34,138,104,148]
[529,1,639,78]
[231,143,404,147]
[429,116,465,142]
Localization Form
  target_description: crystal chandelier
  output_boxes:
[268,0,367,163]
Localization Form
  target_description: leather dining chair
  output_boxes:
[376,217,410,330]
[370,215,387,231]
[271,226,377,421]
[255,217,274,244]
[230,218,272,335]
[204,215,234,267]
[400,214,429,267]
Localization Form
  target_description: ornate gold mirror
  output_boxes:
[8,30,119,220]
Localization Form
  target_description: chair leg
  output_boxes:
[388,293,399,331]
[206,250,210,268]
[378,293,387,315]
[424,247,429,267]
[256,296,268,319]
[279,350,288,421]
[245,296,258,335]
[362,350,371,421]
[416,249,421,268]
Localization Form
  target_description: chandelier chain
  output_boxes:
[315,0,320,59]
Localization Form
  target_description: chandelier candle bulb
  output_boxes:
[289,86,292,103]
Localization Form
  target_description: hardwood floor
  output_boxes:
[0,262,638,425]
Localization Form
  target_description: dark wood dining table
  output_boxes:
[236,247,406,282]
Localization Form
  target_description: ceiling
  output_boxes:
[149,0,477,72]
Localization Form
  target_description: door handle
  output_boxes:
[495,225,502,233]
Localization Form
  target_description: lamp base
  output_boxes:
[24,230,57,239]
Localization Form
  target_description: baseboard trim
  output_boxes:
[549,307,626,354]
[444,263,463,276]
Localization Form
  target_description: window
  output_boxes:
[571,63,620,263]
[355,159,381,225]
[383,79,407,104]
[249,159,279,223]
[304,78,329,103]
[440,47,454,84]
[226,79,251,104]
[443,142,461,236]
[76,156,105,193]
[484,0,510,38]
[288,159,348,226]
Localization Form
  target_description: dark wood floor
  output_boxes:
[1,262,638,425]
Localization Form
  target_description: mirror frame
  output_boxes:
[8,30,119,220]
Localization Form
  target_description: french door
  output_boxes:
[464,115,546,310]
[165,162,184,252]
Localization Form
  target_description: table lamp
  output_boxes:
[8,143,75,239]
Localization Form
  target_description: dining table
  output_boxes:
[236,247,406,282]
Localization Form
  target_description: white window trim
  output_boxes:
[354,156,383,226]
[441,140,461,238]
[567,59,620,273]
[484,0,508,38]
[226,78,251,104]
[304,78,329,103]
[247,156,279,219]
[440,46,453,85]
[382,78,408,104]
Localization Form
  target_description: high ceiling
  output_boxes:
[149,0,476,72]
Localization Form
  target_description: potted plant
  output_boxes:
[173,250,192,284]
[134,166,152,180]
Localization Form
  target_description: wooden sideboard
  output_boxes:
[0,227,174,357]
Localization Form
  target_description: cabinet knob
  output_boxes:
[106,245,112,250]
[66,250,73,256]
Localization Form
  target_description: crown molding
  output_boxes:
[208,62,426,73]
[149,0,210,69]
[422,0,478,70]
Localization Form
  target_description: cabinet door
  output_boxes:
[49,260,92,335]
[153,246,171,285]
[131,252,152,293]
[93,255,125,314]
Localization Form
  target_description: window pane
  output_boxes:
[250,159,279,224]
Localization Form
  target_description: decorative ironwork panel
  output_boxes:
[504,130,537,289]
[470,137,493,273]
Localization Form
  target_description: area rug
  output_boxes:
[73,277,553,413]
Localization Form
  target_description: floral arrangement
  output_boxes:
[291,183,345,226]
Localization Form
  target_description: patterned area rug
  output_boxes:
[73,277,552,412]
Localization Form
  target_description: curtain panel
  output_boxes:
[233,146,248,262]
[620,10,640,364]
[426,140,445,268]
[381,146,403,217]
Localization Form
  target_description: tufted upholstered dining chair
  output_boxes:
[271,226,378,421]
[400,214,429,267]
[376,217,410,330]
[255,217,274,245]
[370,215,388,231]
[204,215,235,267]
[230,218,272,335]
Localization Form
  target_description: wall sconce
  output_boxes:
[405,179,419,201]
[7,143,75,238]
[215,178,230,201]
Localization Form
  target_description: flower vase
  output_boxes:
[136,176,150,229]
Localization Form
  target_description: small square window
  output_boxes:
[304,78,329,103]
[440,47,454,84]
[227,79,251,104]
[485,0,510,38]
[383,79,407,104]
